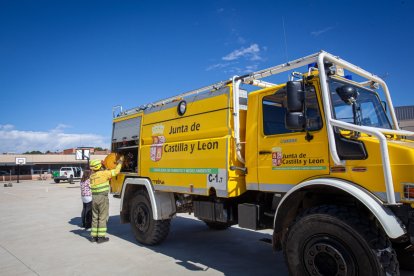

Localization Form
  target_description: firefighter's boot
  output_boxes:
[97,237,109,243]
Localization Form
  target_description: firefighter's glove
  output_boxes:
[117,156,125,165]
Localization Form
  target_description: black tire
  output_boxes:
[284,205,399,276]
[54,179,60,183]
[394,243,414,271]
[129,191,170,245]
[203,221,231,230]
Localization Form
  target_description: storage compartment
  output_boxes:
[112,141,139,173]
[112,115,142,173]
[194,201,234,223]
[238,203,260,230]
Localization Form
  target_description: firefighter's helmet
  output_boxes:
[90,159,102,171]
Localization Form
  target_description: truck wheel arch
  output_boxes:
[120,177,176,223]
[273,178,406,250]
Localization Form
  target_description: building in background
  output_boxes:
[0,151,109,181]
[395,106,414,138]
[62,147,111,155]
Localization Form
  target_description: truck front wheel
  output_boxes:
[54,179,60,183]
[129,191,170,245]
[284,205,399,276]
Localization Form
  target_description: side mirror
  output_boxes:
[336,85,357,104]
[286,81,304,112]
[285,112,305,131]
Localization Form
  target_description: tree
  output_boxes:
[23,151,43,154]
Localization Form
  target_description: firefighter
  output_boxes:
[89,156,123,243]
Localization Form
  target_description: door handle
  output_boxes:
[259,150,272,155]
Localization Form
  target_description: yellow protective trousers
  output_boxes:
[91,194,109,238]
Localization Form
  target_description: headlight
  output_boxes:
[401,183,414,202]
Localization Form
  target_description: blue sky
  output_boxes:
[1,0,413,153]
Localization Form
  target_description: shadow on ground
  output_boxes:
[69,215,285,275]
[68,217,92,241]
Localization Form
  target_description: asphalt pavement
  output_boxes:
[1,180,412,276]
[0,180,287,276]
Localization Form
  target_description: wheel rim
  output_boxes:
[303,236,355,276]
[133,203,149,233]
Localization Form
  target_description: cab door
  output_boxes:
[257,84,330,192]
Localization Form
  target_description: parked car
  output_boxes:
[53,167,83,183]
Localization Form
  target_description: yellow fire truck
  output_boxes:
[110,51,414,275]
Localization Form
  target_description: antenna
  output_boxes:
[380,72,389,79]
[282,17,289,63]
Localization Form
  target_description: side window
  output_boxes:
[305,87,323,131]
[263,91,290,135]
[262,85,322,135]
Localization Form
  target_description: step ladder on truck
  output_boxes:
[109,51,414,275]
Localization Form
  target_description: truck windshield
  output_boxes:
[329,78,392,129]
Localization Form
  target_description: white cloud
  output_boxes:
[0,124,109,153]
[222,44,261,61]
[50,124,71,134]
[245,64,259,72]
[0,124,14,131]
[206,62,235,71]
[224,64,258,75]
[206,43,264,73]
[311,26,334,37]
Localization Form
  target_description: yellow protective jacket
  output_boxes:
[90,163,122,195]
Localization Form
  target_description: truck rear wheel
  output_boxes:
[54,179,60,183]
[129,191,170,245]
[284,205,399,276]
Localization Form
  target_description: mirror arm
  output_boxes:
[302,78,314,141]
